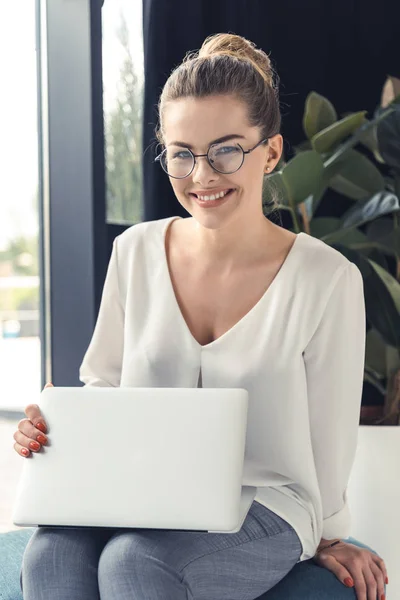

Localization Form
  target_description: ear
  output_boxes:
[264,134,283,173]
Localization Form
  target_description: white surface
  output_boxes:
[0,417,25,533]
[347,426,400,598]
[0,337,41,411]
[12,386,256,533]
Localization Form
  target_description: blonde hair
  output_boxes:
[155,33,281,146]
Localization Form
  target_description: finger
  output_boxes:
[17,418,48,442]
[368,561,385,600]
[361,566,378,600]
[351,567,369,600]
[24,404,48,433]
[13,429,46,452]
[372,554,389,586]
[14,441,31,458]
[314,554,356,591]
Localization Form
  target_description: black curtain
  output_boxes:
[142,0,400,222]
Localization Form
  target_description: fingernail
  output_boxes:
[385,577,389,585]
[29,441,40,451]
[381,594,386,600]
[21,448,29,456]
[344,577,354,587]
[37,434,47,445]
[36,422,47,433]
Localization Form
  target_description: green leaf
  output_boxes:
[328,228,369,248]
[364,248,390,270]
[281,150,325,206]
[293,140,312,155]
[359,124,385,163]
[314,221,370,249]
[311,111,368,153]
[309,217,341,239]
[323,104,397,171]
[332,245,400,348]
[365,328,388,379]
[369,258,400,316]
[328,150,385,200]
[317,193,399,247]
[341,191,399,229]
[342,241,394,263]
[303,92,338,140]
[385,345,400,377]
[376,103,400,170]
[366,219,400,257]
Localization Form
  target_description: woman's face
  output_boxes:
[162,95,282,229]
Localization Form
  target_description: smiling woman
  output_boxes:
[154,34,283,233]
[18,30,387,600]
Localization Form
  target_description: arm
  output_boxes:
[79,236,125,387]
[303,262,366,545]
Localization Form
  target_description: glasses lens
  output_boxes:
[161,148,194,178]
[209,142,243,173]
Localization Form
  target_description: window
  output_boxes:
[102,0,144,224]
[0,0,40,533]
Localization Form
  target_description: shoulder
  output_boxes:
[297,232,361,285]
[294,234,365,348]
[114,217,175,256]
[294,233,364,331]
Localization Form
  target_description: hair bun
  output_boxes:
[198,33,274,87]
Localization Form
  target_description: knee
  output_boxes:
[21,528,57,589]
[98,531,172,581]
[21,528,56,577]
[98,532,185,595]
[98,532,146,579]
[21,527,101,580]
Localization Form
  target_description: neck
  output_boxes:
[190,212,276,270]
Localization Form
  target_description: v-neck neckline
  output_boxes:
[160,216,304,350]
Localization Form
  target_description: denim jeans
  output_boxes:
[20,499,303,599]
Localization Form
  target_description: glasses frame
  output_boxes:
[155,137,269,179]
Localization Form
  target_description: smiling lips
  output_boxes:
[191,188,234,201]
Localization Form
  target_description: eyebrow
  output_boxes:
[168,134,246,148]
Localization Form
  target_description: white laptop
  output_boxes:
[12,386,257,533]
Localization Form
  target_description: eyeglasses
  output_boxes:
[154,138,269,179]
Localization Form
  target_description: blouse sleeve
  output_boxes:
[79,236,124,387]
[303,262,366,540]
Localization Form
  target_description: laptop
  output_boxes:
[12,386,257,533]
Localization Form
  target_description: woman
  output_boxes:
[15,33,388,600]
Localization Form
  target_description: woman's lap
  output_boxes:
[21,500,303,599]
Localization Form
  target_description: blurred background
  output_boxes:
[0,0,145,532]
[1,0,399,555]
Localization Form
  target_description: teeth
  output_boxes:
[198,189,231,201]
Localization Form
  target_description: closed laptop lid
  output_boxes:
[13,386,250,531]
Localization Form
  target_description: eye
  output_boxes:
[172,150,192,159]
[215,145,240,155]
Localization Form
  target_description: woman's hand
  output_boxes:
[13,383,52,457]
[313,540,388,600]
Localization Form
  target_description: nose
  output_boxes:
[192,155,218,183]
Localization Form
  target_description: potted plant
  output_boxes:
[263,92,400,425]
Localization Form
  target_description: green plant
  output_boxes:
[263,92,400,425]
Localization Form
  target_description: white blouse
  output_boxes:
[79,216,366,562]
